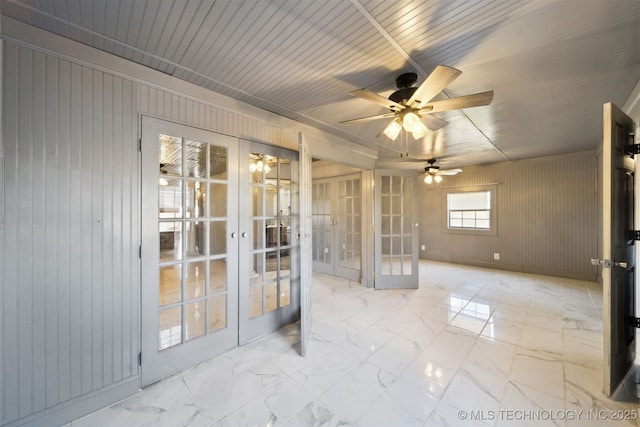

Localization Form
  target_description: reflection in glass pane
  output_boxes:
[209,259,227,293]
[185,301,205,341]
[185,140,207,178]
[279,249,291,276]
[252,220,265,250]
[251,186,263,216]
[381,176,390,194]
[209,145,227,179]
[159,306,181,350]
[265,282,278,313]
[186,180,207,219]
[403,257,412,275]
[185,261,206,300]
[382,216,390,235]
[281,219,291,248]
[185,221,206,258]
[159,264,182,306]
[159,222,182,262]
[279,188,291,216]
[250,253,264,285]
[381,256,391,276]
[159,134,182,177]
[382,236,391,256]
[280,279,290,307]
[279,158,291,180]
[208,295,226,332]
[249,286,263,318]
[392,257,402,275]
[265,187,278,216]
[209,183,227,218]
[159,179,182,219]
[392,237,402,255]
[381,195,390,215]
[392,216,401,234]
[209,221,226,256]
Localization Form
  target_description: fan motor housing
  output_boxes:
[389,72,418,105]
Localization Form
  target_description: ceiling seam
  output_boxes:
[349,0,427,77]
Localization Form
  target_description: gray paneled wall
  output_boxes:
[418,151,598,280]
[1,36,317,425]
[2,43,139,424]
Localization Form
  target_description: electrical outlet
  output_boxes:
[421,245,426,251]
[494,253,500,260]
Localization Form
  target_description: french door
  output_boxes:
[374,170,419,289]
[312,174,362,281]
[141,118,299,386]
[238,140,300,343]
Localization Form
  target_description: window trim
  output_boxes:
[442,185,497,236]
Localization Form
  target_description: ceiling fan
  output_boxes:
[423,158,462,184]
[340,65,494,140]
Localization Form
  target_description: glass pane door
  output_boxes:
[374,171,418,289]
[311,175,361,281]
[141,118,238,386]
[239,141,300,344]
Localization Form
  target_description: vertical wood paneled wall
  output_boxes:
[2,43,139,425]
[0,37,315,426]
[418,151,598,280]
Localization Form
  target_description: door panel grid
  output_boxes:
[157,133,230,350]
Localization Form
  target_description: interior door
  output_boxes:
[238,140,300,344]
[374,170,419,289]
[312,175,362,281]
[141,117,238,386]
[602,102,636,396]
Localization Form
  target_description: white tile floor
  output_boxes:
[68,261,640,427]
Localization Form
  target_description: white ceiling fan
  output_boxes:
[340,65,494,140]
[423,158,462,184]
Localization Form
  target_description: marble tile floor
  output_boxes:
[68,261,640,427]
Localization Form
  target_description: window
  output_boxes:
[448,191,491,229]
[443,186,496,235]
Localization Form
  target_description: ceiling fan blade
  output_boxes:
[438,168,462,175]
[422,114,448,131]
[351,89,404,111]
[340,112,396,125]
[422,91,494,114]
[407,65,462,107]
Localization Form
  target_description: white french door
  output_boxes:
[141,117,239,386]
[238,140,300,344]
[140,118,300,385]
[374,170,419,289]
[312,174,362,281]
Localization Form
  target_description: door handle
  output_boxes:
[614,261,628,269]
[591,258,612,268]
[231,232,237,239]
[241,232,248,238]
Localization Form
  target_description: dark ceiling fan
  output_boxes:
[340,65,494,140]
[423,158,462,184]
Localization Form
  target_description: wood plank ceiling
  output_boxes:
[1,0,639,169]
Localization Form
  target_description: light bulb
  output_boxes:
[411,120,428,139]
[434,174,443,183]
[383,120,402,140]
[264,164,271,174]
[249,163,257,173]
[424,174,433,184]
[159,177,169,186]
[402,112,420,132]
[257,160,264,172]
